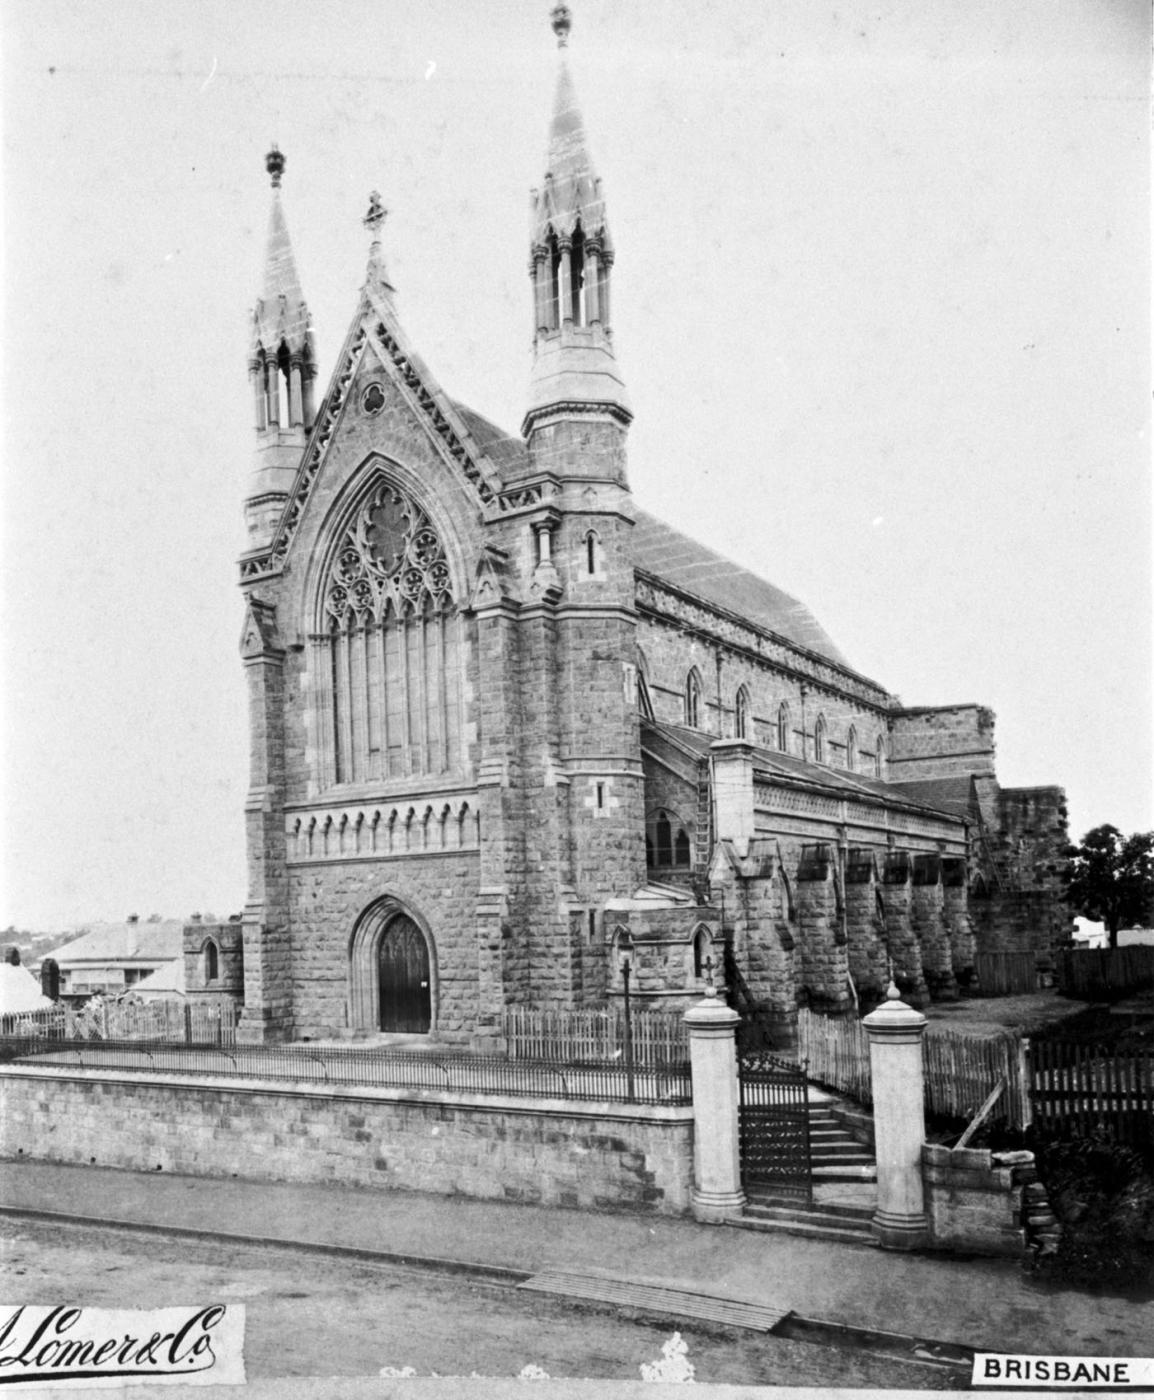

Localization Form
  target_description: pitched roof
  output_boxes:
[631,509,849,667]
[642,718,966,823]
[54,921,184,967]
[888,776,977,819]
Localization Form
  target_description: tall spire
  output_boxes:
[524,4,629,438]
[251,146,314,379]
[245,147,317,549]
[362,189,395,295]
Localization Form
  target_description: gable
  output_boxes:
[240,292,504,585]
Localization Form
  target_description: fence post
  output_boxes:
[863,983,929,1250]
[684,988,746,1223]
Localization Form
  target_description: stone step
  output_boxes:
[813,1163,878,1182]
[745,1195,873,1224]
[810,1141,874,1159]
[729,1214,877,1247]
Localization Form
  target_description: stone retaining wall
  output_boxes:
[0,1068,693,1216]
[922,1142,1030,1256]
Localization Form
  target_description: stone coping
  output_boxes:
[0,1064,693,1126]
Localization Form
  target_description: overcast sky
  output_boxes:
[2,0,1150,930]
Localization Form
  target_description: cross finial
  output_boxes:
[363,190,387,236]
[265,144,285,189]
[551,2,571,47]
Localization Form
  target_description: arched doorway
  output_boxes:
[377,913,431,1033]
[349,899,436,1034]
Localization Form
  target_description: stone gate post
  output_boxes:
[684,989,745,1223]
[863,983,930,1249]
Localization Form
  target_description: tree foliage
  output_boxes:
[1062,825,1154,948]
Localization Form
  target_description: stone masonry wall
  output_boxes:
[0,1069,694,1217]
[844,877,888,1003]
[922,1143,1029,1257]
[797,865,851,1013]
[911,876,957,1001]
[887,705,997,781]
[287,855,480,1041]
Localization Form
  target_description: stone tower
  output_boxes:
[245,147,317,550]
[491,3,646,1007]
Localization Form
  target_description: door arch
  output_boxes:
[349,899,436,1034]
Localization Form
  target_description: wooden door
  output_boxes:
[377,915,431,1033]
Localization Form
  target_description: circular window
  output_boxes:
[361,382,385,415]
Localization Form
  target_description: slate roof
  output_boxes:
[452,401,851,668]
[54,921,184,967]
[642,719,966,824]
[889,776,977,819]
[630,509,849,667]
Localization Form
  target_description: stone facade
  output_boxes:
[225,18,1069,1047]
[0,1067,693,1216]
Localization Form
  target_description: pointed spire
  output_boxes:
[252,146,312,361]
[532,14,609,250]
[523,4,629,438]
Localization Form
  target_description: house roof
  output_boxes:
[450,400,850,668]
[0,963,53,1016]
[54,921,184,967]
[132,960,186,996]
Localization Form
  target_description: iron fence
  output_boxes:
[0,1038,691,1106]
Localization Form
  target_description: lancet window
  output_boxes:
[316,482,463,786]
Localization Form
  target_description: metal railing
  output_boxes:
[0,1038,692,1107]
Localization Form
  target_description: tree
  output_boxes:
[1062,825,1154,948]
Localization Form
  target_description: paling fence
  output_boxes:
[0,1038,691,1106]
[0,998,237,1045]
[503,1005,689,1069]
[797,1007,1031,1130]
[973,951,1038,997]
[1029,1039,1153,1147]
[1054,946,1154,1000]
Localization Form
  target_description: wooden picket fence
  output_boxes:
[1029,1039,1153,1146]
[1054,946,1154,1000]
[797,1007,1030,1129]
[0,998,237,1045]
[503,1005,689,1067]
[973,951,1038,996]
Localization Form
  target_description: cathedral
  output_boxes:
[203,6,1070,1046]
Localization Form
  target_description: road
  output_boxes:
[0,1217,958,1388]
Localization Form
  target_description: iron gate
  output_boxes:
[738,1049,812,1203]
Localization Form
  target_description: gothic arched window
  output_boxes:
[814,713,827,764]
[875,734,887,780]
[685,670,702,729]
[777,702,790,753]
[735,686,751,740]
[846,725,858,773]
[203,939,219,983]
[693,925,712,980]
[317,481,463,786]
[647,809,692,870]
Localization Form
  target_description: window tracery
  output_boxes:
[317,482,463,786]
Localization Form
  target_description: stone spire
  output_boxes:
[245,147,317,548]
[523,3,629,438]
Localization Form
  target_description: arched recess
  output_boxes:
[202,939,219,984]
[684,668,703,729]
[846,725,858,773]
[309,463,468,788]
[691,923,713,980]
[349,897,437,1034]
[776,702,790,754]
[813,713,827,764]
[734,686,751,740]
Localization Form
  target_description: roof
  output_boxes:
[0,964,53,1016]
[54,921,184,967]
[631,509,849,667]
[889,776,977,819]
[642,718,967,824]
[449,399,850,667]
[132,961,187,997]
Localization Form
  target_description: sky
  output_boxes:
[2,0,1150,931]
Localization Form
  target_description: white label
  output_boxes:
[973,1353,1154,1388]
[0,1305,246,1388]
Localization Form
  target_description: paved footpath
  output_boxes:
[1,1160,1150,1361]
